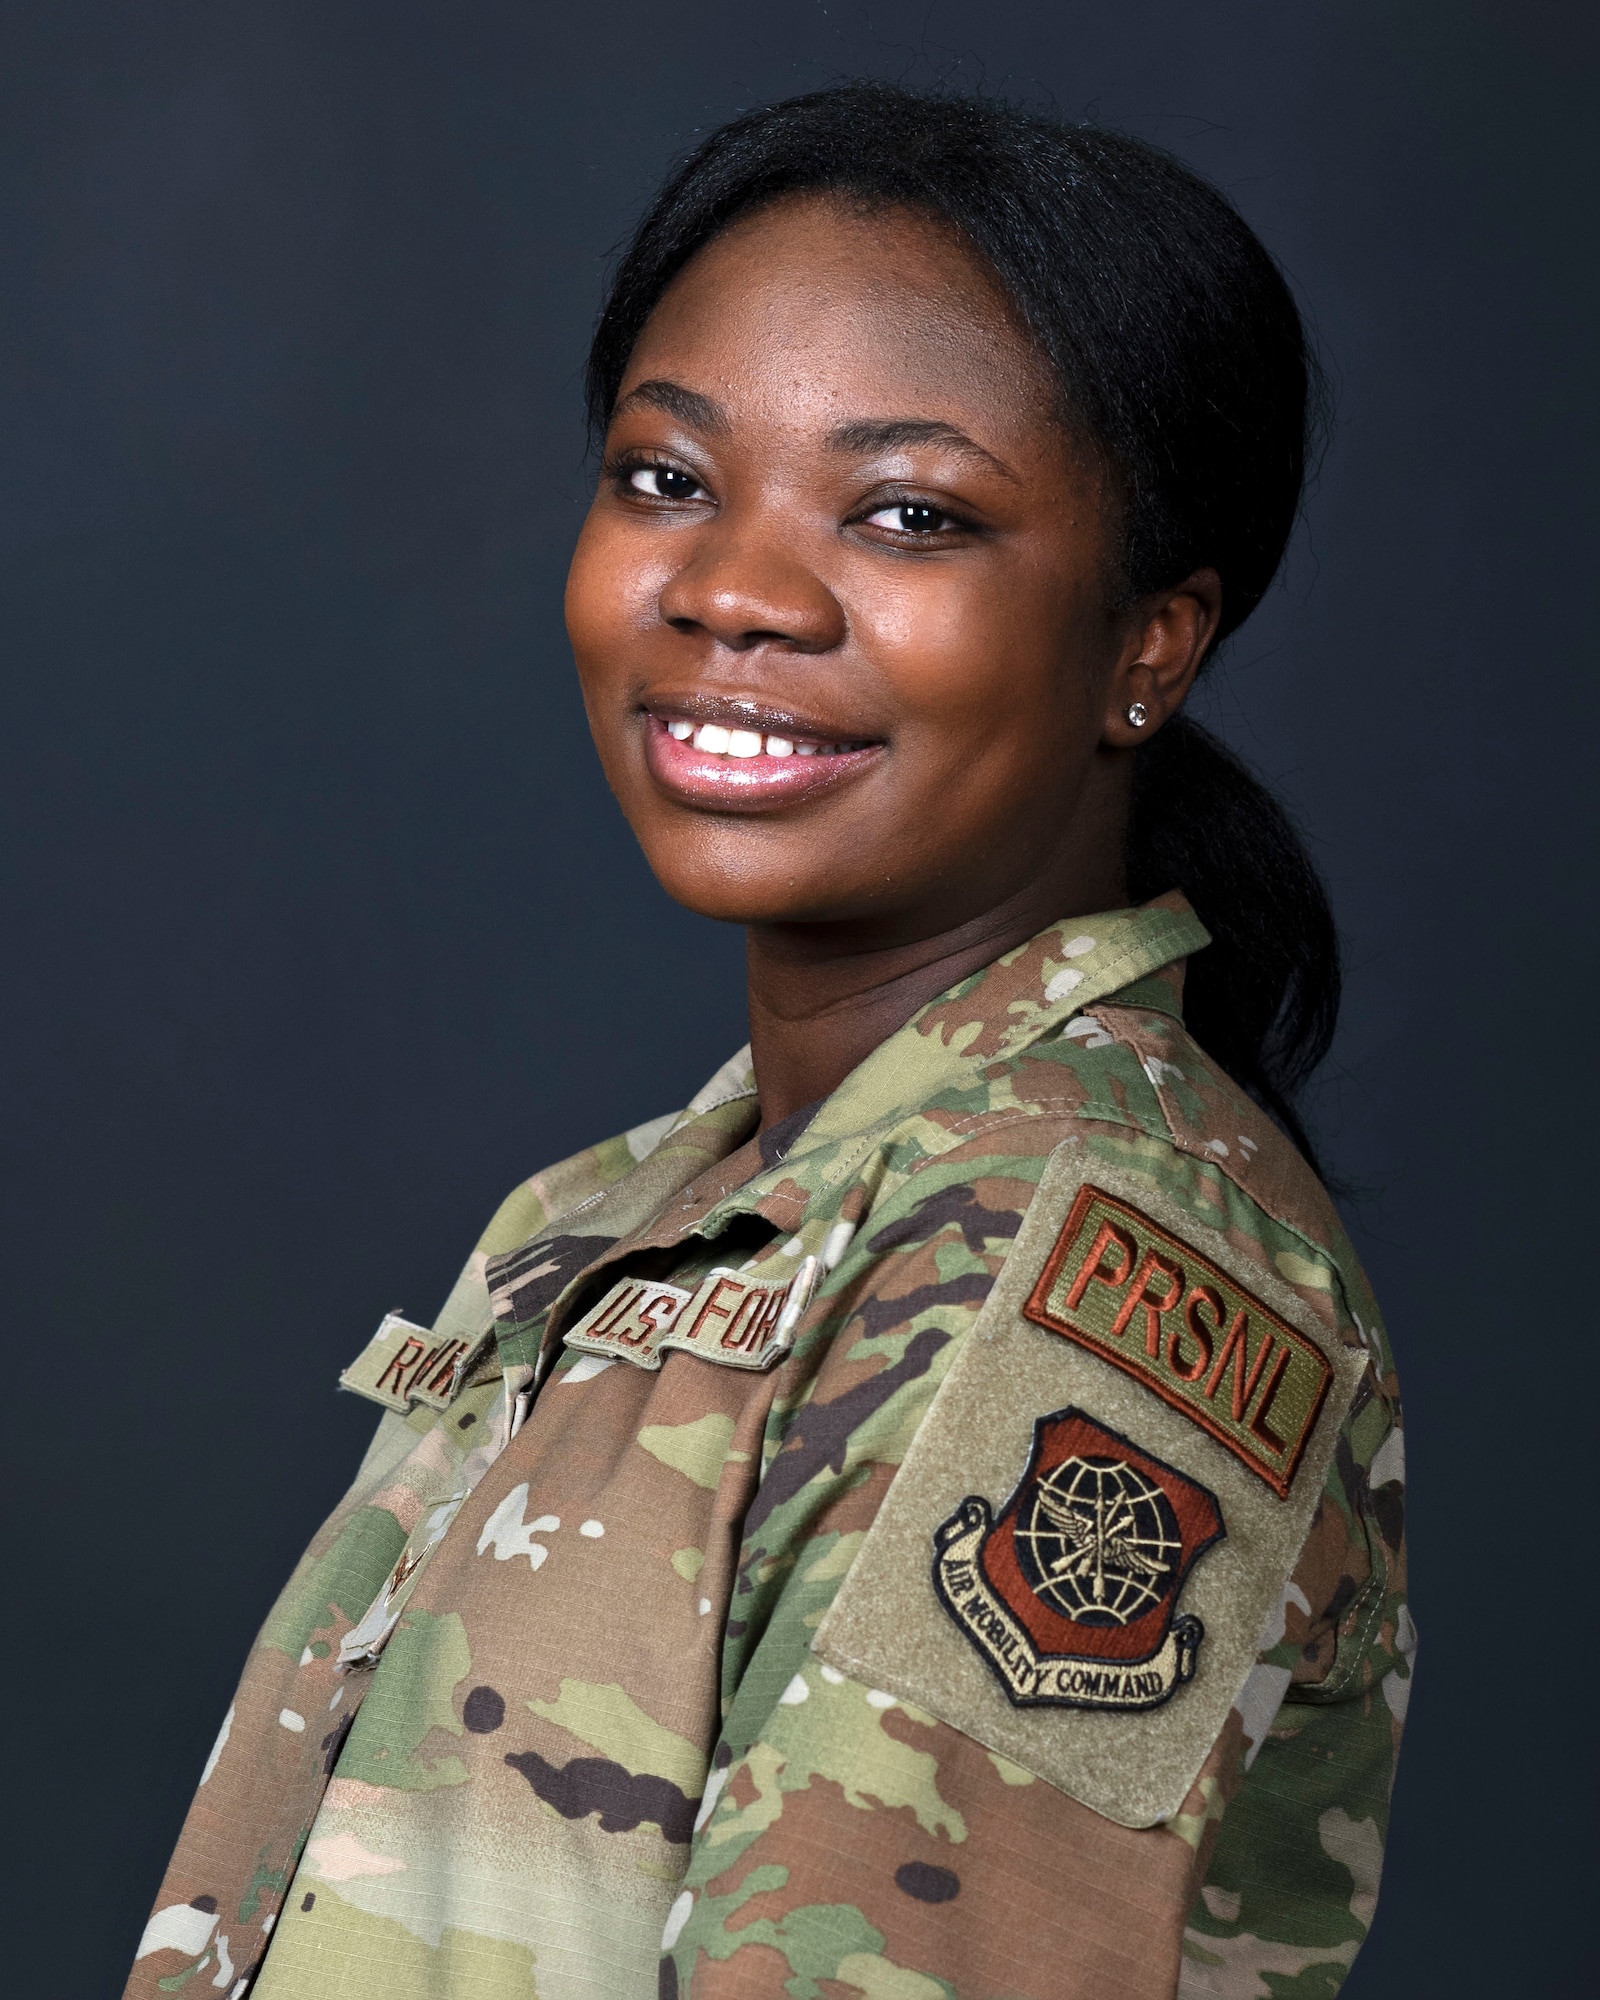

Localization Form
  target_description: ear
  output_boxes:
[1101,568,1223,747]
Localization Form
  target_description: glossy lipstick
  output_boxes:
[642,708,883,811]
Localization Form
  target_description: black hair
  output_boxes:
[586,83,1340,1168]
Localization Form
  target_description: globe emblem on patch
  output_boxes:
[1013,1454,1183,1626]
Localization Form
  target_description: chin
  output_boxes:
[627,813,797,917]
[640,845,872,929]
[655,874,840,927]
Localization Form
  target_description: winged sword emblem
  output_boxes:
[1034,1480,1171,1602]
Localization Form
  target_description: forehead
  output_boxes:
[617,196,1060,445]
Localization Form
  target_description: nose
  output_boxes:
[656,517,846,654]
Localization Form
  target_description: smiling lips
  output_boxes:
[644,711,882,809]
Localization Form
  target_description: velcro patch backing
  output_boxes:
[813,1145,1368,1829]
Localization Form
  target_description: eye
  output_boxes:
[627,463,703,501]
[864,500,951,536]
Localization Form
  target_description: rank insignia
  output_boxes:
[933,1407,1225,1711]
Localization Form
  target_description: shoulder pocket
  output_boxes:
[812,1140,1369,1829]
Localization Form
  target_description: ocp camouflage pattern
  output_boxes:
[126,894,1410,1999]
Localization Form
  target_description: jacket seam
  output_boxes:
[1096,1006,1370,1331]
[1294,1518,1389,1703]
[905,1099,1161,1156]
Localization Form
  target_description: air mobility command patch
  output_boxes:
[934,1408,1223,1710]
[813,1143,1370,1829]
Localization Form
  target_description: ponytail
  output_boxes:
[1127,716,1339,1171]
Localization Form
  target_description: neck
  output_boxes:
[745,860,1128,1133]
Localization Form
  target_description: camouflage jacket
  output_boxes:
[126,895,1410,2000]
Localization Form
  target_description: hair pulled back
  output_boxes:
[587,83,1340,1166]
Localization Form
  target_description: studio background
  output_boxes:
[3,2,1593,1993]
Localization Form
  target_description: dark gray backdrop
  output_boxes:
[3,2,1594,1993]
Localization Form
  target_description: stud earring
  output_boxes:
[1126,701,1149,728]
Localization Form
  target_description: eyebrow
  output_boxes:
[827,417,1017,479]
[612,379,730,432]
[613,384,1017,479]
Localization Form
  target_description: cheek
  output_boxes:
[850,559,1085,744]
[565,513,664,666]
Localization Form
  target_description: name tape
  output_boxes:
[566,1256,820,1372]
[340,1312,492,1413]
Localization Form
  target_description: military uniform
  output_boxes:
[126,894,1410,2000]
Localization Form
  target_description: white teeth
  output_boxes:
[672,721,861,759]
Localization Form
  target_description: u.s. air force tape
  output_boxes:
[340,1312,493,1413]
[812,1143,1368,1830]
[564,1256,820,1371]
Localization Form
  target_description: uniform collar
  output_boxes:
[783,890,1207,1163]
[491,893,1208,1363]
[665,891,1207,1238]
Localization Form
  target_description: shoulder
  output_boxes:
[892,991,1393,1388]
[407,1104,690,1361]
[824,991,1403,1602]
[478,1045,760,1258]
[473,1107,683,1257]
[803,1012,1400,1829]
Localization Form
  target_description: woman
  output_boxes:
[128,84,1409,2000]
